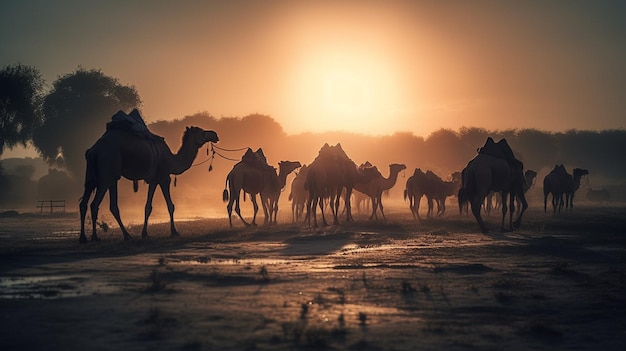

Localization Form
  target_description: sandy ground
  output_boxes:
[0,205,625,351]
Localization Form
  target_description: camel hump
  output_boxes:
[478,137,520,166]
[241,147,272,170]
[107,109,164,142]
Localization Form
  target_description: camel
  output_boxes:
[403,168,442,219]
[79,110,219,243]
[430,171,462,216]
[305,143,377,227]
[354,163,406,220]
[261,160,302,224]
[543,164,570,214]
[457,137,527,233]
[566,168,589,210]
[223,148,300,227]
[288,164,308,222]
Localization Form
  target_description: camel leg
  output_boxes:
[513,193,527,228]
[333,192,341,225]
[142,182,158,238]
[543,193,548,214]
[500,192,508,232]
[89,186,108,242]
[159,178,179,236]
[313,197,332,227]
[471,198,488,234]
[344,188,354,222]
[378,196,387,221]
[250,194,259,226]
[109,181,132,240]
[79,185,94,243]
[233,191,250,227]
[415,196,422,220]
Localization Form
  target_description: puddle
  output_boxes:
[0,275,116,299]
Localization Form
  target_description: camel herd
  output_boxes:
[78,113,591,242]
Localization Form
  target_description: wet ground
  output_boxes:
[0,207,625,350]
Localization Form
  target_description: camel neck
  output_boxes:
[171,140,201,175]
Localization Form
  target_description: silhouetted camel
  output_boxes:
[223,148,300,227]
[79,110,218,243]
[261,160,302,224]
[288,164,308,222]
[543,164,571,214]
[566,168,589,210]
[403,168,444,219]
[354,163,406,220]
[430,171,462,216]
[305,143,376,227]
[457,137,527,233]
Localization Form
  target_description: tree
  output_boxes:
[33,68,141,177]
[0,64,45,157]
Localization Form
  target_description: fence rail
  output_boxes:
[37,200,66,215]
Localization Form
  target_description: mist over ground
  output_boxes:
[1,113,624,220]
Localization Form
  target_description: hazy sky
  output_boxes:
[1,0,625,157]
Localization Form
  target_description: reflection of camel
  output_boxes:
[305,143,376,227]
[79,123,219,243]
[543,164,569,213]
[354,163,406,220]
[223,150,300,227]
[261,161,302,224]
[288,164,308,222]
[458,137,527,233]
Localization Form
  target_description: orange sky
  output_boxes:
[1,1,625,158]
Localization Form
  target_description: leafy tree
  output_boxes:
[33,68,141,177]
[0,64,45,157]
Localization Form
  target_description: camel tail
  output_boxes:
[222,178,229,202]
[403,189,408,201]
[133,180,139,193]
[288,192,293,201]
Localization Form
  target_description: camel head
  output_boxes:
[184,126,219,148]
[573,168,589,178]
[390,163,407,174]
[278,161,302,175]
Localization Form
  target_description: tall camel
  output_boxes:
[457,137,527,233]
[79,114,219,243]
[223,149,300,227]
[288,164,308,222]
[543,164,569,214]
[566,168,589,210]
[261,160,302,224]
[354,163,407,220]
[305,143,376,227]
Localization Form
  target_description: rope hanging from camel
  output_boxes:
[191,142,250,172]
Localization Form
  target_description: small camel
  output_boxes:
[543,164,569,214]
[288,164,309,222]
[403,168,441,219]
[457,137,527,233]
[223,150,300,227]
[354,163,406,220]
[79,113,219,243]
[566,168,589,210]
[430,171,462,216]
[261,161,302,224]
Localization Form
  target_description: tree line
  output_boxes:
[1,63,625,211]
